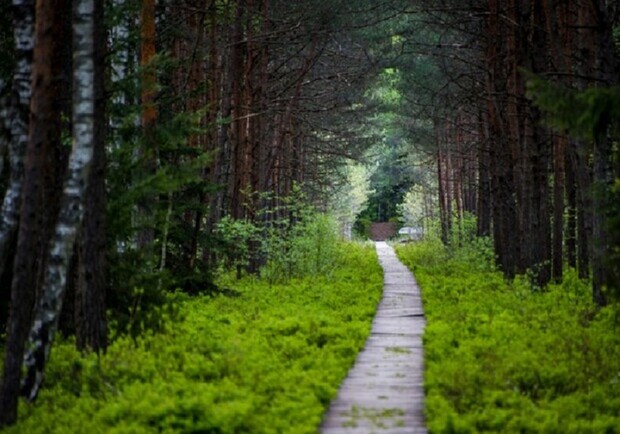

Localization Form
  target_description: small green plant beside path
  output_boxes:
[396,241,620,433]
[1,242,383,433]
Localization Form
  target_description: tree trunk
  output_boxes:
[137,0,157,249]
[0,0,34,291]
[230,0,247,220]
[565,144,577,269]
[437,135,450,246]
[0,0,37,426]
[486,0,518,278]
[22,0,97,401]
[552,135,566,282]
[76,0,107,352]
[590,0,616,306]
[530,1,552,288]
[477,111,491,237]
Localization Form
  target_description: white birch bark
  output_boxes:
[22,0,96,401]
[0,0,35,277]
[0,79,9,180]
[0,1,35,425]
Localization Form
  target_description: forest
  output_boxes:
[0,0,619,432]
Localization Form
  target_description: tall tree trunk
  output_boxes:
[0,0,37,426]
[530,1,552,287]
[247,0,269,273]
[570,139,592,279]
[486,0,518,278]
[477,111,491,237]
[215,0,234,220]
[0,0,34,291]
[204,0,222,268]
[189,0,208,271]
[565,145,577,269]
[590,0,616,306]
[137,0,157,248]
[76,0,106,352]
[437,134,450,245]
[22,0,97,401]
[230,0,246,220]
[552,135,566,282]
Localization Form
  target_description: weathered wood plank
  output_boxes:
[320,241,427,433]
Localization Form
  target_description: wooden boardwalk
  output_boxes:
[320,241,427,434]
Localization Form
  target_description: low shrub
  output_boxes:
[2,242,383,433]
[397,241,620,433]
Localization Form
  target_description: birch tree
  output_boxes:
[0,0,36,426]
[3,0,70,419]
[0,0,34,287]
[21,0,98,402]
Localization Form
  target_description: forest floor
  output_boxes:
[1,243,384,433]
[396,240,620,433]
[5,238,619,433]
[320,241,427,433]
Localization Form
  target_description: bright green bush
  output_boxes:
[2,242,382,433]
[397,241,620,434]
[214,193,340,284]
[260,213,341,283]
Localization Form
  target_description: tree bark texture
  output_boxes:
[22,0,97,401]
[136,0,157,249]
[76,0,106,352]
[0,0,36,426]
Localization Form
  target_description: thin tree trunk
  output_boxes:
[552,135,566,282]
[0,0,34,290]
[530,1,552,288]
[76,0,106,352]
[477,111,491,237]
[137,0,157,249]
[437,138,449,245]
[575,147,591,279]
[22,0,97,401]
[230,0,246,220]
[0,0,36,426]
[204,0,221,268]
[565,145,577,269]
[590,0,616,306]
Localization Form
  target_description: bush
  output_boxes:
[2,242,383,433]
[397,241,620,433]
[215,204,342,284]
[261,213,341,283]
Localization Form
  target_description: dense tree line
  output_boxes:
[0,0,395,425]
[385,0,619,302]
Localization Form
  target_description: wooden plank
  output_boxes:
[320,241,427,434]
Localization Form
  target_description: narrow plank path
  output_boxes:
[320,241,427,434]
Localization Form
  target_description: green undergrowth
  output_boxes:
[3,242,382,434]
[396,240,620,434]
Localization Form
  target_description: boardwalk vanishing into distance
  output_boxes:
[320,241,427,434]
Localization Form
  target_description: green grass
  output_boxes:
[396,240,620,433]
[2,242,383,433]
